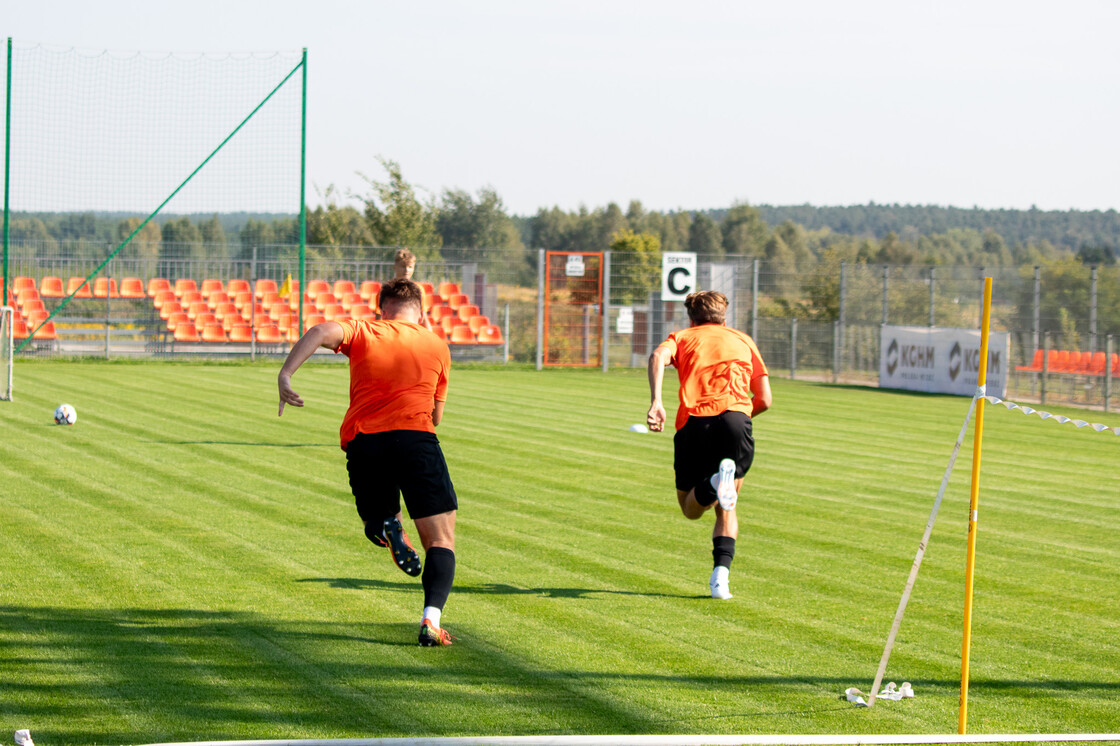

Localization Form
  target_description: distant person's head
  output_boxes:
[379,278,423,323]
[393,248,417,280]
[685,291,728,326]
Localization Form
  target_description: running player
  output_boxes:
[646,290,771,600]
[278,278,457,646]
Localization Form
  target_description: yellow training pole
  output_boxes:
[959,277,993,734]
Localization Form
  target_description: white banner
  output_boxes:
[661,252,697,300]
[879,326,1009,398]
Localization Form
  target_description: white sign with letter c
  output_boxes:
[661,252,697,300]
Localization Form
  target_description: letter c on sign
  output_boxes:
[668,267,691,295]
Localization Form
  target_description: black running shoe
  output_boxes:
[382,517,421,576]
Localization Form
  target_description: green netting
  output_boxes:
[1,39,306,350]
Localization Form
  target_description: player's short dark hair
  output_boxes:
[379,278,423,312]
[685,290,728,325]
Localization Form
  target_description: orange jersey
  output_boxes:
[334,319,450,449]
[658,324,769,431]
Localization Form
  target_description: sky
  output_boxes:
[4,0,1120,216]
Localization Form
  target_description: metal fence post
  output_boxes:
[602,250,611,373]
[1105,335,1113,413]
[1032,265,1041,397]
[839,260,846,379]
[881,265,888,325]
[250,245,257,362]
[790,317,797,380]
[1041,332,1050,406]
[751,258,759,340]
[536,248,544,371]
[832,319,839,383]
[1090,265,1098,353]
[104,262,111,360]
[928,266,936,327]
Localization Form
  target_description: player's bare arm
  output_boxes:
[646,345,672,432]
[432,400,445,426]
[750,374,773,416]
[277,321,345,416]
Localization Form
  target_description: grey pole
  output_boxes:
[250,245,257,362]
[503,303,510,364]
[751,258,759,339]
[1090,266,1098,353]
[1106,335,1113,413]
[838,260,847,379]
[1032,266,1040,353]
[1041,332,1050,407]
[601,250,611,373]
[104,263,111,360]
[536,249,544,371]
[928,266,935,327]
[790,317,797,380]
[881,265,888,325]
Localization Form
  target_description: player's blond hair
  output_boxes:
[393,248,416,267]
[685,291,728,325]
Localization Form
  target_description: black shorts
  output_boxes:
[673,411,754,506]
[345,430,458,522]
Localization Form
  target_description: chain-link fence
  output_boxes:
[5,241,1119,411]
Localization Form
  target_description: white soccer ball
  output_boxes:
[54,403,77,425]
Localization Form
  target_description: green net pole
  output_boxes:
[15,53,305,353]
[298,47,307,337]
[3,38,12,309]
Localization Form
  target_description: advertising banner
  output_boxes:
[879,325,1010,398]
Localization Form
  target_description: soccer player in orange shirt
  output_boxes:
[278,278,457,646]
[646,290,772,600]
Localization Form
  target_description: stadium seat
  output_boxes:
[1054,350,1073,372]
[418,281,436,297]
[256,325,283,343]
[429,305,453,323]
[152,289,176,310]
[437,282,460,299]
[207,290,231,309]
[267,301,288,321]
[259,291,280,309]
[40,276,65,297]
[159,301,183,321]
[93,277,119,298]
[333,280,356,297]
[228,278,252,296]
[17,285,40,305]
[26,309,50,328]
[457,304,480,323]
[477,325,504,344]
[351,306,374,321]
[33,320,58,341]
[147,278,172,297]
[200,279,224,298]
[173,322,200,342]
[440,316,461,336]
[254,278,277,298]
[12,276,36,293]
[232,291,253,311]
[430,325,447,341]
[20,298,46,316]
[173,279,198,297]
[119,277,146,299]
[1088,351,1107,376]
[67,277,93,297]
[467,314,490,334]
[243,303,267,325]
[321,303,345,321]
[340,292,363,311]
[11,317,28,339]
[313,292,338,309]
[228,324,253,343]
[446,293,468,311]
[305,279,330,301]
[359,280,382,301]
[302,313,326,332]
[165,312,190,332]
[201,323,227,343]
[213,300,238,318]
[1015,349,1043,372]
[195,311,218,329]
[180,290,204,308]
[273,312,293,331]
[450,325,476,344]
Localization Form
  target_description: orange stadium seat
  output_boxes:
[195,312,218,329]
[173,322,200,342]
[457,304,480,323]
[267,302,288,321]
[321,304,345,321]
[26,309,50,328]
[445,293,468,311]
[333,280,356,297]
[207,290,231,308]
[256,325,283,344]
[12,276,36,293]
[180,290,204,308]
[202,323,228,343]
[359,280,381,301]
[1088,351,1107,376]
[254,278,277,298]
[32,320,58,341]
[228,278,251,296]
[165,312,190,332]
[1016,349,1043,372]
[467,315,490,334]
[173,279,198,297]
[340,292,363,311]
[418,281,435,297]
[186,301,209,320]
[67,277,93,298]
[21,298,46,316]
[17,286,40,306]
[40,276,65,297]
[440,316,460,336]
[93,277,119,298]
[259,291,280,309]
[159,301,183,321]
[313,292,338,309]
[233,291,253,311]
[147,278,171,297]
[200,279,224,298]
[450,325,476,344]
[152,289,176,310]
[437,282,460,299]
[305,279,330,300]
[302,313,326,332]
[477,325,504,344]
[228,324,253,343]
[120,277,146,299]
[12,317,28,339]
[429,305,454,323]
[430,325,447,341]
[273,312,294,331]
[244,304,267,325]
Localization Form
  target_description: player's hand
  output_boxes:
[278,373,304,416]
[646,402,666,432]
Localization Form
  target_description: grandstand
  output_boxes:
[2,273,503,352]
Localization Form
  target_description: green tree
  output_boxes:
[199,214,228,253]
[116,217,162,266]
[356,156,441,259]
[721,202,769,257]
[610,228,661,303]
[306,184,375,258]
[688,212,723,257]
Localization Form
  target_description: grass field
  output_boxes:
[1,360,1119,745]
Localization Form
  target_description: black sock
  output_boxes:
[712,536,735,569]
[421,547,456,610]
